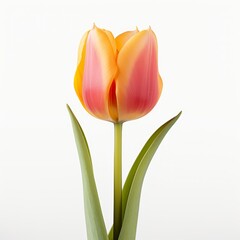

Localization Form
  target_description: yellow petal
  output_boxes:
[115,28,139,51]
[74,30,89,107]
[102,29,117,56]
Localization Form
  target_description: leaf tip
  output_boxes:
[66,104,73,115]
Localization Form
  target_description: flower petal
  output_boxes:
[115,28,139,51]
[102,29,117,56]
[116,29,163,122]
[74,31,89,107]
[81,26,118,121]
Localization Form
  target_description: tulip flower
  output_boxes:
[74,25,163,123]
[69,25,181,240]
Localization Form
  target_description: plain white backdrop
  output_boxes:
[0,0,239,239]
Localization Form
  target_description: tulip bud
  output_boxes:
[74,25,163,123]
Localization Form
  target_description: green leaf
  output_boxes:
[108,228,113,240]
[67,105,108,240]
[117,112,182,240]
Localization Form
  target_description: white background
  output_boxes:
[0,0,239,239]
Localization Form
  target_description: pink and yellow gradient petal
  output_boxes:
[75,25,118,121]
[116,28,163,122]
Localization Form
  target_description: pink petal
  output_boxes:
[82,26,118,121]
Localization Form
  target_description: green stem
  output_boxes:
[114,123,123,240]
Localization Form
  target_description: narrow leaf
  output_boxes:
[118,112,182,240]
[108,227,113,240]
[67,105,108,240]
